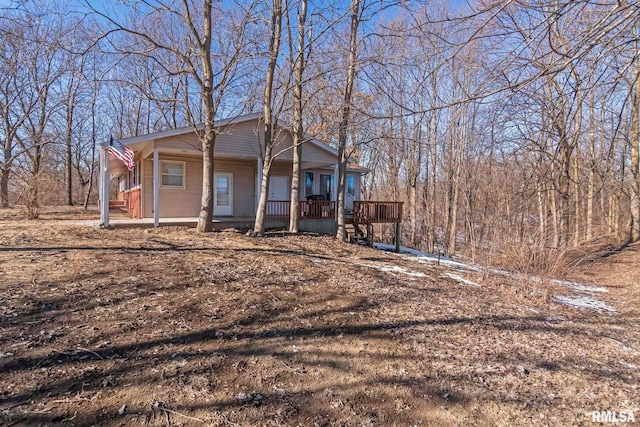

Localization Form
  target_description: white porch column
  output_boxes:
[99,144,109,228]
[334,163,339,219]
[153,148,159,227]
[256,156,263,210]
[333,163,339,201]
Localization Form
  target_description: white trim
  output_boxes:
[159,160,187,190]
[256,157,263,210]
[140,157,145,219]
[214,172,233,216]
[333,164,339,202]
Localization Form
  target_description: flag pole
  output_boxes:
[99,138,110,228]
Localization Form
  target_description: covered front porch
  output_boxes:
[107,200,403,244]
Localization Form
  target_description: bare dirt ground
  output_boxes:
[1,208,638,426]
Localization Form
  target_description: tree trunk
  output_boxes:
[336,0,360,241]
[630,60,640,242]
[254,0,282,235]
[197,1,216,233]
[0,166,9,208]
[587,93,596,240]
[289,0,307,233]
[66,101,74,205]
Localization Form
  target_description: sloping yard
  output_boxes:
[0,214,638,426]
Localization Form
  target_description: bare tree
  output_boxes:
[253,0,283,235]
[89,0,256,232]
[335,0,361,241]
[630,42,640,242]
[288,0,308,233]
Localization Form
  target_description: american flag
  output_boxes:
[108,136,135,171]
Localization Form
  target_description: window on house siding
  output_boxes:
[305,172,314,195]
[160,161,185,188]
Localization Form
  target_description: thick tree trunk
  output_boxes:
[197,105,216,233]
[289,0,307,233]
[254,0,282,235]
[0,167,9,208]
[254,148,272,234]
[336,0,360,241]
[197,1,216,233]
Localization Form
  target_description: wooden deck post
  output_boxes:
[153,148,159,227]
[395,221,401,253]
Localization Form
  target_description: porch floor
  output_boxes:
[106,216,285,230]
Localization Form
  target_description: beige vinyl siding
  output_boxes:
[152,118,337,165]
[153,121,264,159]
[270,132,337,166]
[143,155,256,218]
[269,161,293,177]
[300,141,338,165]
[143,155,203,218]
[216,122,263,158]
[154,133,202,152]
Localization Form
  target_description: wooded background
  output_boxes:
[1,0,639,269]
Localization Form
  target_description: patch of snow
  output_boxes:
[620,361,638,370]
[373,243,616,314]
[373,243,478,271]
[377,265,426,277]
[442,272,480,286]
[604,337,635,352]
[554,295,616,313]
[550,279,608,293]
[358,262,427,278]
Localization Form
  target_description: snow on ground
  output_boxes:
[549,279,609,293]
[375,265,427,278]
[354,261,427,278]
[553,295,616,313]
[374,243,615,313]
[373,242,477,271]
[442,272,480,286]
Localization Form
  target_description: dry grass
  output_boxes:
[0,211,638,426]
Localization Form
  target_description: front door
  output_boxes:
[268,175,289,215]
[214,173,233,216]
[320,174,332,201]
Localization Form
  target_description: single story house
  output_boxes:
[98,113,367,232]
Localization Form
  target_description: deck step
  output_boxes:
[346,222,372,246]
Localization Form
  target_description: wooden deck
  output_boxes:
[349,201,403,250]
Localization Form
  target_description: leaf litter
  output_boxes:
[0,217,638,426]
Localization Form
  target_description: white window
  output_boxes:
[160,161,185,189]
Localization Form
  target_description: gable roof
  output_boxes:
[117,112,339,159]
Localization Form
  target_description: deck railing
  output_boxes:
[265,200,400,223]
[265,200,291,220]
[299,200,336,219]
[352,201,403,224]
